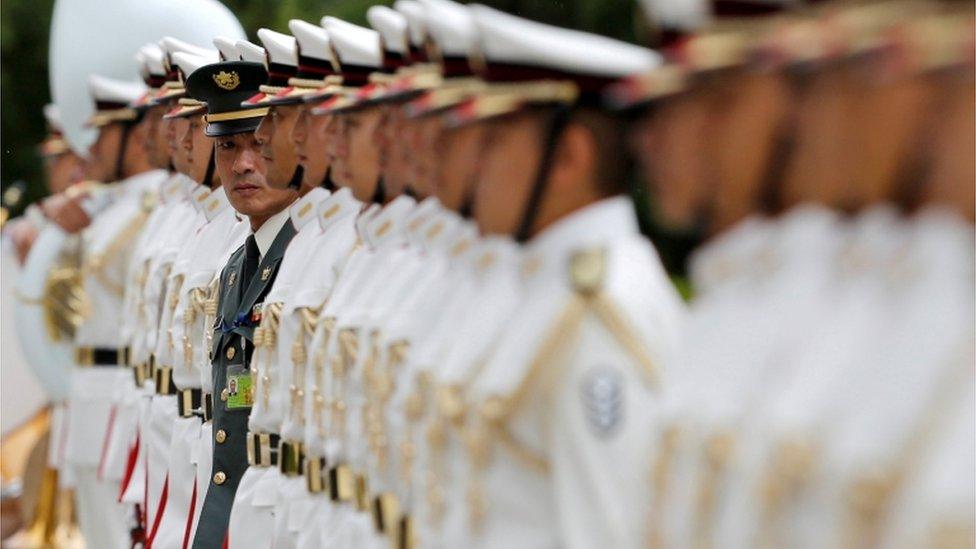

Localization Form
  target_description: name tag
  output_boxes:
[226,363,254,410]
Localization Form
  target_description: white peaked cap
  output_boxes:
[470,4,661,79]
[367,6,409,55]
[257,28,298,67]
[237,40,267,66]
[420,0,475,57]
[213,36,241,61]
[44,104,63,130]
[638,0,710,33]
[172,51,219,77]
[289,20,336,63]
[139,43,166,76]
[393,0,427,46]
[49,0,245,154]
[323,18,382,68]
[89,74,146,105]
[161,36,215,62]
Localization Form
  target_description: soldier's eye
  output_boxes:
[218,141,235,150]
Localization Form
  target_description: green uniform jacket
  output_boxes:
[191,220,296,549]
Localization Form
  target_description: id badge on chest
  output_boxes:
[226,360,254,410]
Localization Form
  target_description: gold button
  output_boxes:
[213,471,227,485]
[215,429,227,444]
[220,388,229,402]
[226,347,236,360]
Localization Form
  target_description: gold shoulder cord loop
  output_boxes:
[289,306,320,425]
[203,277,220,362]
[84,210,151,298]
[184,287,209,370]
[256,302,283,410]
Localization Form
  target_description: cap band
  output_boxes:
[205,107,270,122]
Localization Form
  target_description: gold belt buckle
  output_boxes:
[75,347,94,367]
[304,457,327,494]
[354,472,370,512]
[371,492,400,534]
[328,464,354,503]
[246,433,256,466]
[279,440,303,476]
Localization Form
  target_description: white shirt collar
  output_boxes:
[252,205,293,258]
[318,187,362,231]
[365,195,417,249]
[290,187,330,231]
[202,186,230,223]
[520,196,639,286]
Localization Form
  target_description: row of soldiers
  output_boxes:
[5,0,974,547]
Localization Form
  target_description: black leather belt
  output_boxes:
[246,432,281,467]
[154,366,175,395]
[75,347,129,367]
[304,456,328,494]
[178,388,203,418]
[279,440,304,476]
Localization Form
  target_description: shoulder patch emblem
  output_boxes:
[580,367,624,439]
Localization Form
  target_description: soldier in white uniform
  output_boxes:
[63,73,167,549]
[431,6,683,548]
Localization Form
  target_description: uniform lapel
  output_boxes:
[236,219,297,323]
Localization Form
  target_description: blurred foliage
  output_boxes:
[1,0,647,214]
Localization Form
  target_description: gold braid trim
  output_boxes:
[84,210,150,298]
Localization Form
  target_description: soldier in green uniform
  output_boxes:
[184,59,300,548]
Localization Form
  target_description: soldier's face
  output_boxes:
[170,117,192,176]
[86,123,123,181]
[434,123,486,212]
[410,115,442,199]
[474,111,545,236]
[254,105,301,188]
[144,105,171,169]
[182,116,214,186]
[292,105,332,190]
[45,151,85,194]
[703,71,790,230]
[216,132,297,223]
[629,91,711,231]
[375,104,411,197]
[334,108,383,202]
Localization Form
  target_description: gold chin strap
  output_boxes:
[204,107,269,123]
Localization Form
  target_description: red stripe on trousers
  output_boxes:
[145,474,169,548]
[97,405,118,481]
[118,431,140,503]
[182,478,198,549]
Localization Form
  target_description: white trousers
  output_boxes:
[74,466,130,549]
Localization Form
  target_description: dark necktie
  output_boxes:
[242,234,260,289]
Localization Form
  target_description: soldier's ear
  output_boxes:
[550,122,597,194]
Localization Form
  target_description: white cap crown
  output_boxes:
[237,40,268,66]
[213,36,241,61]
[257,28,299,67]
[471,4,661,79]
[288,19,337,65]
[368,6,409,55]
[394,0,427,46]
[323,18,382,68]
[89,74,147,105]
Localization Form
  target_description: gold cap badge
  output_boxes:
[213,71,240,90]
